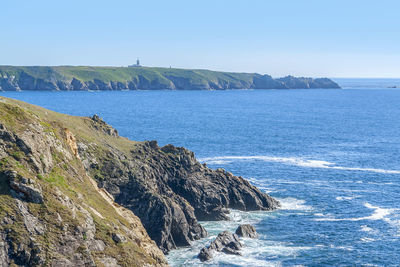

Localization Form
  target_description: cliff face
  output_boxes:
[0,96,279,265]
[78,140,278,253]
[0,66,341,91]
[0,98,167,266]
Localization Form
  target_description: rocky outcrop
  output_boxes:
[277,76,340,89]
[8,170,44,204]
[90,114,119,137]
[235,224,258,238]
[198,231,243,261]
[0,66,341,91]
[78,136,279,253]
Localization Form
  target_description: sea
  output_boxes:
[1,78,400,266]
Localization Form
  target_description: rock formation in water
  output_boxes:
[0,66,341,91]
[0,96,279,265]
[235,224,259,239]
[198,231,243,261]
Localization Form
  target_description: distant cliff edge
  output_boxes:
[0,66,340,91]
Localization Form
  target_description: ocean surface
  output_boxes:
[2,82,400,266]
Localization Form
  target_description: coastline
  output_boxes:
[0,66,340,91]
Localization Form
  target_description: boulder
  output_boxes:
[198,231,242,262]
[235,224,258,238]
[111,233,126,244]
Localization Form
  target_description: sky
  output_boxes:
[1,0,400,78]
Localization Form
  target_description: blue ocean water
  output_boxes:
[1,87,400,266]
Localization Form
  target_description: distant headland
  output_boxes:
[0,65,340,91]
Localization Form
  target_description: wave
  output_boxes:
[199,155,400,174]
[360,237,375,242]
[336,196,357,201]
[276,197,313,211]
[167,208,308,267]
[360,225,374,232]
[314,202,392,222]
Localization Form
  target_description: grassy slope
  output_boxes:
[0,65,256,84]
[0,96,166,266]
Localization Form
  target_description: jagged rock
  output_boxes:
[15,199,46,235]
[90,115,118,137]
[198,247,213,262]
[7,171,43,204]
[198,231,242,261]
[112,233,126,243]
[235,224,258,238]
[79,138,279,253]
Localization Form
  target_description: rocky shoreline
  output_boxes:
[0,66,341,91]
[79,115,279,253]
[0,96,279,265]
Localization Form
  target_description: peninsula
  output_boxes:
[0,66,340,91]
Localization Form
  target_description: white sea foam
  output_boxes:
[360,225,374,232]
[167,208,308,267]
[276,197,313,211]
[314,202,393,222]
[204,159,231,165]
[198,155,400,174]
[336,196,356,200]
[360,237,375,242]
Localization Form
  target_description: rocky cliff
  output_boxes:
[0,97,167,266]
[0,66,340,91]
[0,96,279,266]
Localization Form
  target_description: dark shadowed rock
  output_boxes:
[112,233,126,243]
[198,247,213,262]
[235,224,258,238]
[198,231,242,261]
[79,140,279,253]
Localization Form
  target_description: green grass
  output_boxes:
[0,65,255,85]
[45,169,68,188]
[0,65,340,91]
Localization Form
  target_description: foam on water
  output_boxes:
[336,196,357,200]
[199,156,400,174]
[276,197,313,211]
[360,225,374,232]
[314,202,393,222]
[360,237,376,242]
[167,208,312,267]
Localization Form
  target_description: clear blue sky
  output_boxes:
[2,0,400,77]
